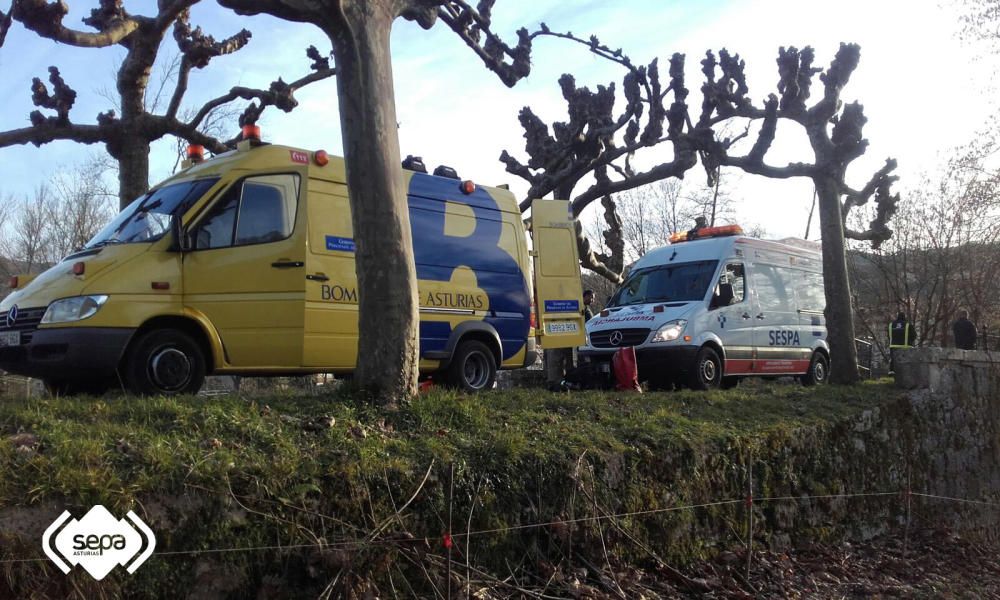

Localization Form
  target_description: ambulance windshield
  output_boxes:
[609,260,719,306]
[85,178,218,249]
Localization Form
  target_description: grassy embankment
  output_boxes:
[0,380,898,597]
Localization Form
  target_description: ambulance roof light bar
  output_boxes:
[669,224,744,243]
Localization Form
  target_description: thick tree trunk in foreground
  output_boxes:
[332,5,419,402]
[116,137,151,209]
[816,176,860,384]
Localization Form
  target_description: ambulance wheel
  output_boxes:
[689,346,723,390]
[123,329,206,396]
[800,351,829,386]
[721,376,741,390]
[447,340,497,392]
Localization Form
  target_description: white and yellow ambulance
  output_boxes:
[0,136,585,395]
[579,226,829,390]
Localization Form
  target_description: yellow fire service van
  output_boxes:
[0,138,585,395]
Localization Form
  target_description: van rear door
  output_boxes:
[531,199,585,348]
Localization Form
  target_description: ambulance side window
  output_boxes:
[754,264,793,312]
[191,174,300,250]
[712,263,745,308]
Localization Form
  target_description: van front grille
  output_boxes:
[590,328,650,348]
[0,307,46,345]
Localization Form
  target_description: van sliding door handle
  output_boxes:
[306,273,329,282]
[271,261,304,268]
[741,312,751,320]
[755,313,766,320]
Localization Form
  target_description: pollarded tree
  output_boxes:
[694,44,899,384]
[216,0,536,402]
[0,0,335,208]
[501,36,899,384]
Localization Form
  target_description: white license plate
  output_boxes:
[0,331,20,347]
[546,321,579,334]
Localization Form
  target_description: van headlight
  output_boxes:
[650,319,687,343]
[41,295,109,324]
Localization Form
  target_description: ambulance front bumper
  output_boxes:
[578,345,700,383]
[0,327,134,381]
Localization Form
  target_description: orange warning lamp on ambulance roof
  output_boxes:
[670,224,744,244]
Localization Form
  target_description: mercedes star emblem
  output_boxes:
[5,305,17,328]
[609,330,623,346]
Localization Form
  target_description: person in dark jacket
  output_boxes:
[952,309,978,350]
[888,312,915,373]
[583,289,595,322]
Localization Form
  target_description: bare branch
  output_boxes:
[11,0,141,47]
[184,46,336,137]
[435,0,532,87]
[0,4,12,46]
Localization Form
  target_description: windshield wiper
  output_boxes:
[88,239,124,248]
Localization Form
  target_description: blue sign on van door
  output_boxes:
[407,173,530,360]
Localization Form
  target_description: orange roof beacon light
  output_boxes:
[241,124,262,143]
[670,224,744,244]
[72,262,85,276]
[461,180,476,195]
[186,144,205,163]
[313,149,330,166]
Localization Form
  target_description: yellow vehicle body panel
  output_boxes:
[0,143,583,381]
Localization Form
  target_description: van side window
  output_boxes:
[754,264,793,312]
[192,174,300,250]
[193,186,239,249]
[796,271,826,311]
[727,263,745,303]
[235,175,299,245]
[712,263,745,308]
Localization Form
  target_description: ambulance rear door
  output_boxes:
[530,199,586,348]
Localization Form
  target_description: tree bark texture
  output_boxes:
[331,4,419,401]
[815,176,860,384]
[115,137,151,208]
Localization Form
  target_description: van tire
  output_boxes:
[689,346,723,390]
[447,340,497,392]
[800,352,829,387]
[123,329,206,396]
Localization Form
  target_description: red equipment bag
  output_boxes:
[612,346,642,392]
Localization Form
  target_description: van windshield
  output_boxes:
[85,178,218,249]
[609,260,719,306]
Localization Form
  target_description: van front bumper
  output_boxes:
[579,345,700,383]
[0,327,134,381]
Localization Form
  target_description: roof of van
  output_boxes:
[158,143,521,214]
[633,235,822,271]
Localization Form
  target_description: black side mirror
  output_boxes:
[169,216,189,252]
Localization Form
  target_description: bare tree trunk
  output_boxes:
[332,5,419,402]
[116,137,150,209]
[816,177,860,384]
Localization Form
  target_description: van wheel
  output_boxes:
[447,340,497,392]
[800,352,829,387]
[689,346,723,390]
[123,329,206,396]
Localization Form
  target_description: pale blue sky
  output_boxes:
[0,1,992,239]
